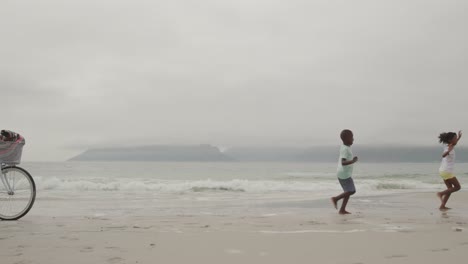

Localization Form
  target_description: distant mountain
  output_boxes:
[225,146,468,163]
[68,144,233,162]
[223,147,307,162]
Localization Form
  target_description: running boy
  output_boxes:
[437,130,462,211]
[331,129,358,214]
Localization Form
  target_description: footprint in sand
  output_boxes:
[13,261,31,264]
[107,257,124,263]
[225,249,244,255]
[105,246,127,253]
[385,254,408,259]
[132,225,153,229]
[80,246,94,253]
[431,248,449,252]
[105,226,128,230]
[306,220,326,225]
[60,236,79,241]
[15,244,30,255]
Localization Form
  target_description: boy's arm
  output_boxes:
[342,157,358,166]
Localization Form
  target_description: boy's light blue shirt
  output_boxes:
[337,145,353,179]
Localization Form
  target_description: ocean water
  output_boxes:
[19,162,468,216]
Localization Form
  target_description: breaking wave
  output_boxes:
[33,177,438,194]
[34,177,337,193]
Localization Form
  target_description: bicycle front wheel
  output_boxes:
[0,166,36,220]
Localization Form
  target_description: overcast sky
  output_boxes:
[1,0,467,161]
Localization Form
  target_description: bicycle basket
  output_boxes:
[0,135,25,165]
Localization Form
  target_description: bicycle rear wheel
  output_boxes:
[0,166,36,220]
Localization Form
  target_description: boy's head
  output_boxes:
[340,129,354,146]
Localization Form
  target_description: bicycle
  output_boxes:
[0,132,36,220]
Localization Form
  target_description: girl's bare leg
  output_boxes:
[439,178,461,210]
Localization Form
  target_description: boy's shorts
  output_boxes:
[439,171,455,180]
[339,177,356,193]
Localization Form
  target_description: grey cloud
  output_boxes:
[1,0,467,161]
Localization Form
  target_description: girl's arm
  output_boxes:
[451,131,463,146]
[442,145,453,158]
[443,131,463,157]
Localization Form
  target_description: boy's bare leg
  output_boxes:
[330,197,338,209]
[332,191,355,213]
[331,191,349,210]
[339,194,351,214]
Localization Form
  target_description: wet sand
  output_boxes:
[1,191,468,264]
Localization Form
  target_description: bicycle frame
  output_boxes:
[1,165,14,195]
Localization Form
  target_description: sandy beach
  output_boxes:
[2,191,468,264]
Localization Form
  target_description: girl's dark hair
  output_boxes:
[439,132,456,144]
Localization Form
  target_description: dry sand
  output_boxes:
[1,191,468,264]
